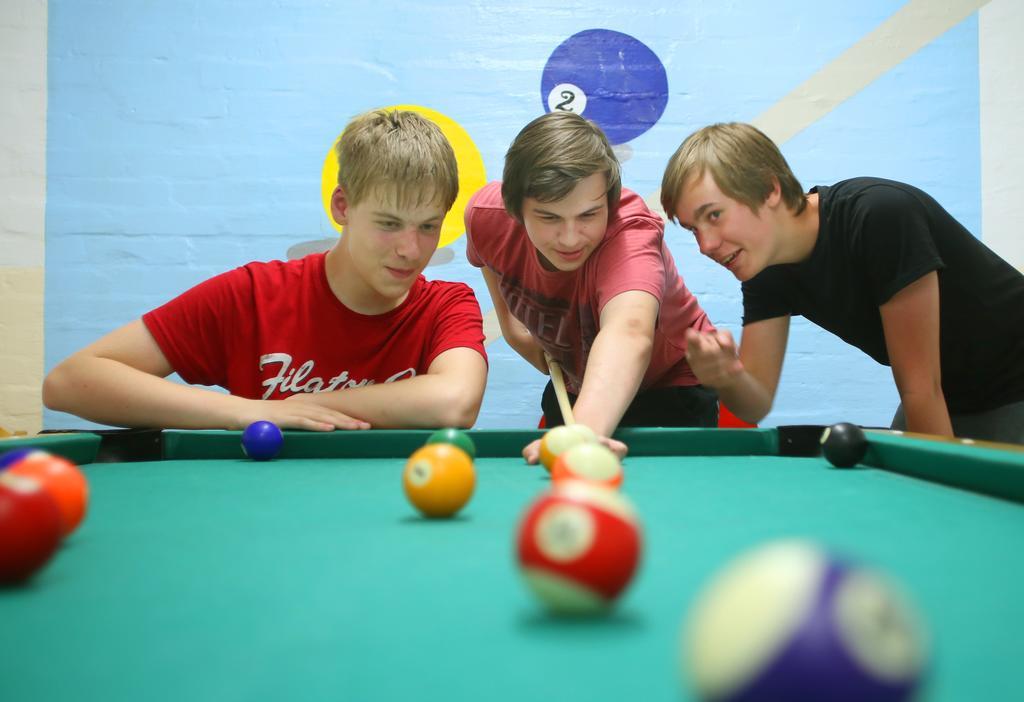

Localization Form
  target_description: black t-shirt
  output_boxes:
[742,177,1024,413]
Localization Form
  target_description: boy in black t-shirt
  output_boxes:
[660,122,1024,444]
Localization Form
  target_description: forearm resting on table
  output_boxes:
[43,356,252,429]
[295,367,485,429]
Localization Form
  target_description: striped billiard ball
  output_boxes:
[517,480,641,614]
[684,541,927,702]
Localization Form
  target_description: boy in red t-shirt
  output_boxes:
[44,109,488,431]
[465,111,717,461]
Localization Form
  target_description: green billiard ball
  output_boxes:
[426,428,476,460]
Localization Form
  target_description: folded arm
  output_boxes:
[43,320,367,430]
[287,346,487,429]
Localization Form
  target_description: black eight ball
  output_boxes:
[821,422,867,468]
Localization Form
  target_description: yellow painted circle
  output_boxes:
[320,105,487,248]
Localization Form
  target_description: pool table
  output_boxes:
[1,426,1023,702]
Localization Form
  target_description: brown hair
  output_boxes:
[336,108,459,211]
[501,111,621,221]
[661,122,805,223]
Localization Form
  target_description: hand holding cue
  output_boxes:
[544,353,575,426]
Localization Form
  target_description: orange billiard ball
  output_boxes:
[403,444,475,518]
[550,443,624,489]
[8,451,89,536]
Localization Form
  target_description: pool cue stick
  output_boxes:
[545,353,576,426]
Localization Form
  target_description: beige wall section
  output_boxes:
[0,269,45,433]
[0,0,47,434]
[980,0,1024,271]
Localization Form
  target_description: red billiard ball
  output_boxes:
[683,541,927,702]
[241,421,284,461]
[516,480,641,614]
[550,443,624,489]
[0,472,63,584]
[8,451,89,536]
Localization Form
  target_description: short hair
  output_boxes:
[660,122,806,224]
[335,108,459,211]
[501,111,622,222]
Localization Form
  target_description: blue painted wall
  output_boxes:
[44,0,981,429]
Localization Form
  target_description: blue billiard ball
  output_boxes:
[684,541,927,702]
[0,448,35,471]
[540,29,669,145]
[241,421,283,461]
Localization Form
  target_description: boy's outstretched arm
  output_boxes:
[686,316,790,424]
[521,290,654,464]
[481,267,547,373]
[287,347,487,429]
[43,320,368,431]
[571,290,658,437]
[879,271,953,437]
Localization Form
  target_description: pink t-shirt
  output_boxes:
[465,181,713,394]
[143,253,486,400]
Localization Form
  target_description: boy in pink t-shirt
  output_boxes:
[44,109,487,431]
[465,111,717,460]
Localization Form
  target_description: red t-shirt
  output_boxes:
[143,253,486,400]
[465,181,713,394]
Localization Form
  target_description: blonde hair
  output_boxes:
[501,111,621,221]
[661,122,805,223]
[336,108,459,211]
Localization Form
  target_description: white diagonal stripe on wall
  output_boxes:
[644,0,991,218]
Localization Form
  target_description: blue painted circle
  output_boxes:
[541,29,669,145]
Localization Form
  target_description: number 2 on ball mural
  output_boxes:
[541,29,668,145]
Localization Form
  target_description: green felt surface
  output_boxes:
[1,430,1023,701]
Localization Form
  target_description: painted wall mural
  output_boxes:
[41,0,995,430]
